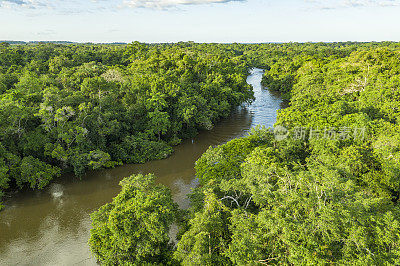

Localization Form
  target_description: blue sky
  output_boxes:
[1,0,400,42]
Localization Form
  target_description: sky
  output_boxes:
[1,0,400,43]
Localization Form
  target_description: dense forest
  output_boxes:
[87,42,400,265]
[2,41,400,264]
[0,42,253,209]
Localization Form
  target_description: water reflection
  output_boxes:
[0,68,284,265]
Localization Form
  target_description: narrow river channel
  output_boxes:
[0,68,284,265]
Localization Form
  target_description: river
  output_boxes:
[0,68,284,265]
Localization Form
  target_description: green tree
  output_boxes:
[174,191,232,266]
[18,156,61,189]
[148,110,170,141]
[89,174,178,265]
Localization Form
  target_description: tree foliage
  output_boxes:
[89,174,178,265]
[0,42,253,206]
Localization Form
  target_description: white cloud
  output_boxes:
[122,0,245,9]
[1,0,399,10]
[0,0,26,5]
[0,0,37,8]
[0,0,113,12]
[0,0,245,10]
[306,0,400,9]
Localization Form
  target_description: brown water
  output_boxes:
[0,68,284,265]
